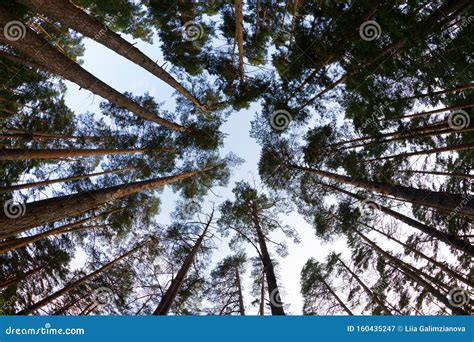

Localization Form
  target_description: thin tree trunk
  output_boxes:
[288,0,300,50]
[251,205,286,315]
[369,225,472,287]
[0,167,213,238]
[0,8,187,131]
[396,83,474,102]
[336,256,392,315]
[259,273,265,316]
[0,264,45,289]
[398,169,474,179]
[235,267,245,315]
[342,126,474,150]
[152,212,212,315]
[0,148,146,161]
[0,128,100,142]
[319,276,354,315]
[297,0,472,110]
[17,0,208,112]
[0,167,132,192]
[387,103,474,121]
[290,163,474,218]
[355,230,468,315]
[366,143,474,162]
[318,181,474,256]
[16,239,150,315]
[234,0,245,88]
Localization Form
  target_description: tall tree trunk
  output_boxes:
[0,148,145,161]
[319,276,354,315]
[234,0,245,88]
[368,225,472,287]
[0,8,187,131]
[318,181,474,256]
[387,103,474,121]
[16,239,150,315]
[342,126,474,150]
[289,163,474,217]
[0,264,45,289]
[259,273,265,316]
[16,0,208,112]
[355,230,469,315]
[235,267,245,315]
[0,167,132,192]
[366,143,474,162]
[297,0,472,110]
[251,205,286,315]
[395,83,474,102]
[152,212,212,315]
[0,128,100,142]
[336,256,392,315]
[399,169,474,179]
[327,120,450,148]
[0,168,213,238]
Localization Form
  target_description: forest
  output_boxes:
[0,0,472,316]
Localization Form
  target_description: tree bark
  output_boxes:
[16,239,150,315]
[0,148,145,161]
[289,163,474,218]
[234,0,245,88]
[0,167,131,192]
[355,230,468,315]
[152,212,212,315]
[399,169,474,179]
[251,205,286,315]
[366,143,474,162]
[0,168,213,238]
[319,276,354,315]
[235,267,245,315]
[16,0,208,112]
[0,128,100,142]
[0,8,187,131]
[298,0,472,110]
[336,256,392,315]
[318,181,474,256]
[369,225,472,287]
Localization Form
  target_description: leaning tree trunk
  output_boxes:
[0,264,45,289]
[251,205,286,315]
[0,148,145,161]
[369,225,472,287]
[395,83,474,102]
[0,7,186,131]
[0,128,100,142]
[387,103,474,121]
[0,167,131,192]
[0,168,212,239]
[336,256,392,315]
[399,169,474,179]
[290,163,474,218]
[152,214,212,315]
[355,230,469,315]
[366,143,474,162]
[298,0,472,110]
[318,181,474,256]
[17,0,208,112]
[16,239,150,315]
[319,276,354,315]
